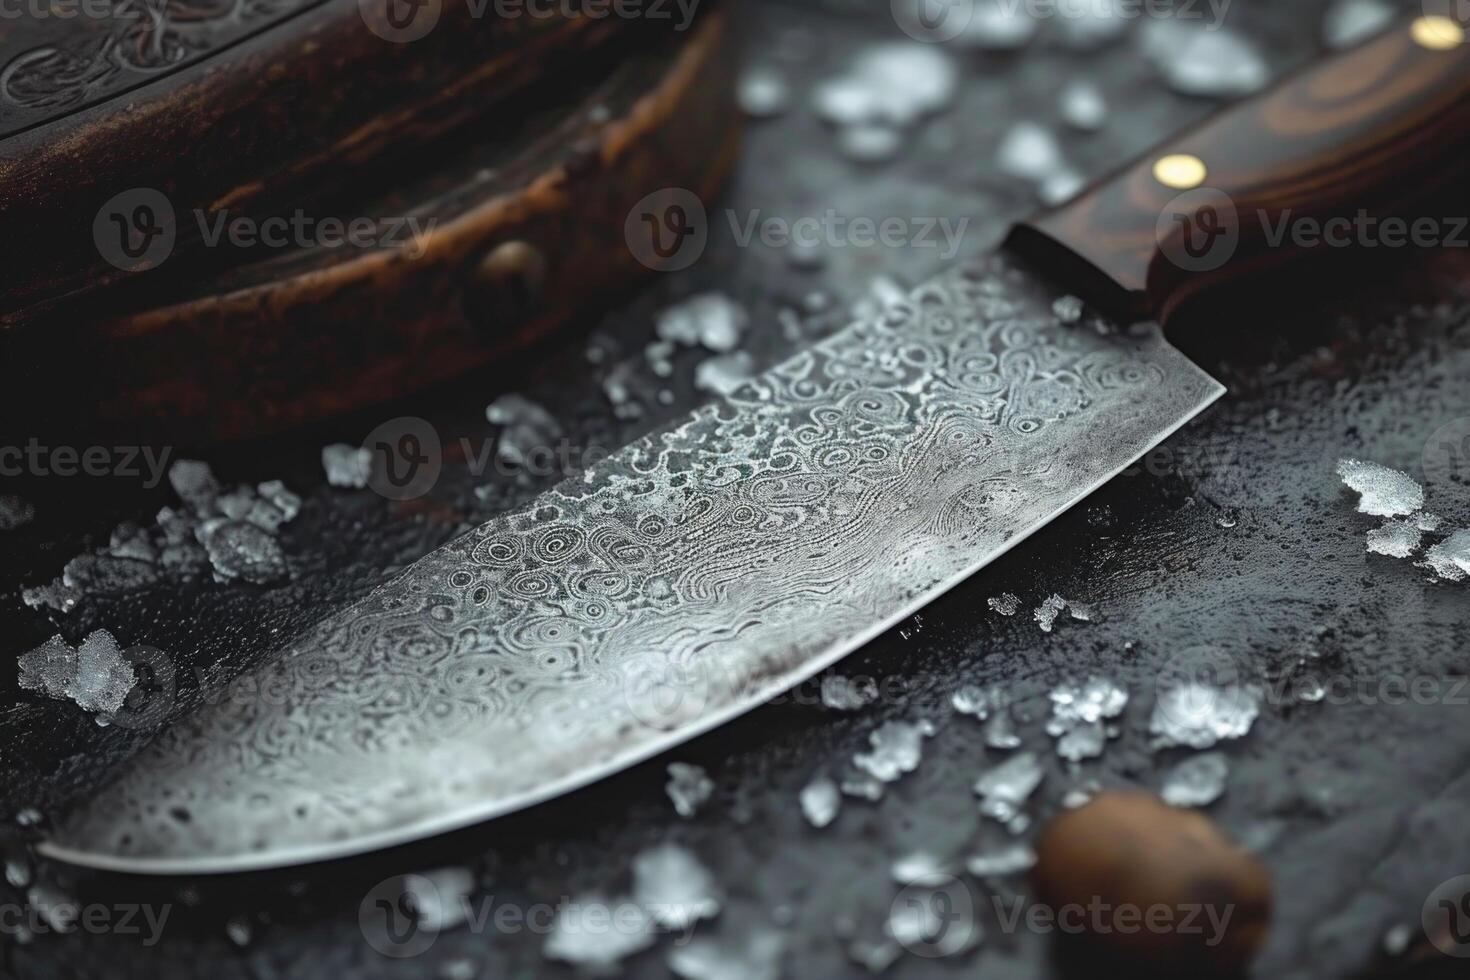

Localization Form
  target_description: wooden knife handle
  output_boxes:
[1007,15,1470,323]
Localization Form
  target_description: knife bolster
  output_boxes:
[1007,14,1470,324]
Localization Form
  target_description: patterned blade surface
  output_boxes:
[43,253,1223,873]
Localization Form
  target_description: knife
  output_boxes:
[40,15,1470,873]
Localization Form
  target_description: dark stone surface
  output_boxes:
[3,0,1470,977]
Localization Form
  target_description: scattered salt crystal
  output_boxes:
[1067,601,1096,623]
[0,494,34,530]
[737,65,791,118]
[17,636,77,702]
[196,519,288,584]
[953,0,1037,50]
[666,762,714,818]
[1049,678,1128,729]
[841,776,886,802]
[987,593,1020,616]
[984,712,1022,750]
[891,851,948,885]
[695,352,756,396]
[63,552,157,595]
[1055,722,1107,762]
[854,720,931,782]
[965,842,1035,877]
[1150,681,1260,749]
[633,843,721,930]
[1161,752,1229,807]
[847,936,903,973]
[850,43,960,121]
[322,443,372,489]
[1039,169,1087,207]
[19,630,136,715]
[1052,295,1084,324]
[27,882,79,932]
[813,77,881,127]
[1033,594,1067,632]
[225,915,253,947]
[800,775,841,828]
[1366,519,1423,559]
[822,675,879,711]
[71,630,138,714]
[996,122,1064,182]
[836,123,904,164]
[669,926,784,980]
[1337,459,1424,517]
[168,459,220,509]
[1054,0,1130,49]
[657,293,749,352]
[439,959,477,980]
[1323,0,1394,49]
[1417,512,1444,533]
[1145,24,1269,98]
[487,394,563,468]
[952,684,997,720]
[21,580,80,614]
[974,752,1044,825]
[544,894,655,970]
[14,808,43,828]
[1062,787,1094,809]
[412,868,476,932]
[1382,922,1413,957]
[1060,80,1108,132]
[4,857,31,889]
[1419,530,1470,583]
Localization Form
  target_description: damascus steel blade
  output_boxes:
[41,253,1223,873]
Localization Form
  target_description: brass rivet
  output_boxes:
[1412,15,1464,50]
[1153,154,1208,190]
[476,241,547,306]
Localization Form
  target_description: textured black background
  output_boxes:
[4,0,1470,977]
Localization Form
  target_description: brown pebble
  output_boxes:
[1031,790,1272,976]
